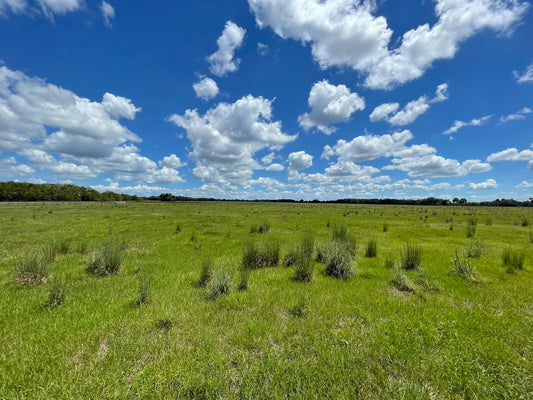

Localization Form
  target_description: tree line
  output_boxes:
[1,182,531,207]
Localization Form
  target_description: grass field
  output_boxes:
[0,202,532,399]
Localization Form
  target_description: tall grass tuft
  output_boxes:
[137,276,153,305]
[465,239,484,258]
[502,248,525,273]
[529,230,533,244]
[238,265,251,290]
[384,256,396,269]
[332,223,348,241]
[450,250,481,282]
[258,221,271,233]
[401,242,422,270]
[293,248,314,282]
[87,238,126,276]
[282,247,298,266]
[323,241,355,280]
[382,222,389,232]
[242,239,280,269]
[365,237,378,258]
[15,246,55,286]
[391,267,415,292]
[521,217,529,227]
[300,233,315,259]
[45,279,67,308]
[54,238,71,255]
[198,258,214,287]
[206,268,233,299]
[465,224,477,238]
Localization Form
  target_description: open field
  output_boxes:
[0,202,532,399]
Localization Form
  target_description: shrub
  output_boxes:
[242,239,280,269]
[401,242,422,270]
[323,241,355,280]
[365,237,378,258]
[45,279,67,308]
[502,248,526,273]
[198,258,214,287]
[464,239,484,258]
[450,250,481,282]
[15,247,54,286]
[206,268,233,299]
[87,238,126,276]
[137,276,153,305]
[465,225,476,238]
[391,268,415,292]
[293,249,314,282]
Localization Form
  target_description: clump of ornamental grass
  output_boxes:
[502,248,526,273]
[465,239,484,258]
[401,242,422,270]
[15,246,55,286]
[44,279,67,309]
[365,237,378,258]
[206,268,233,300]
[391,267,415,292]
[450,250,482,283]
[87,238,126,276]
[242,239,280,269]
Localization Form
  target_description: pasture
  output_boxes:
[0,202,531,399]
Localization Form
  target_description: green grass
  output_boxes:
[0,202,532,399]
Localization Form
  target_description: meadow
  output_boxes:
[0,201,531,399]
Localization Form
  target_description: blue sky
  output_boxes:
[0,0,532,200]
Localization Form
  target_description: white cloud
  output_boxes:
[257,42,269,56]
[370,83,448,126]
[322,130,414,162]
[469,178,497,190]
[248,0,528,89]
[101,1,115,27]
[0,0,26,15]
[443,115,492,135]
[249,176,285,188]
[487,147,533,170]
[265,163,284,171]
[298,80,365,134]
[384,155,492,178]
[0,65,183,184]
[517,181,533,188]
[514,60,533,83]
[91,182,173,197]
[289,151,313,170]
[168,95,297,185]
[499,107,532,123]
[0,156,34,176]
[159,154,186,169]
[193,77,219,101]
[208,21,246,77]
[1,0,84,18]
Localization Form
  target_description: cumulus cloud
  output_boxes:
[0,156,34,176]
[167,95,297,185]
[101,1,114,27]
[516,181,533,188]
[443,115,492,135]
[487,147,533,170]
[265,163,284,171]
[208,21,246,77]
[384,155,492,178]
[159,154,186,169]
[289,151,313,170]
[298,80,365,134]
[321,130,414,162]
[0,65,184,183]
[370,83,448,126]
[514,60,533,83]
[499,107,532,123]
[193,77,219,101]
[469,178,497,190]
[248,0,528,89]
